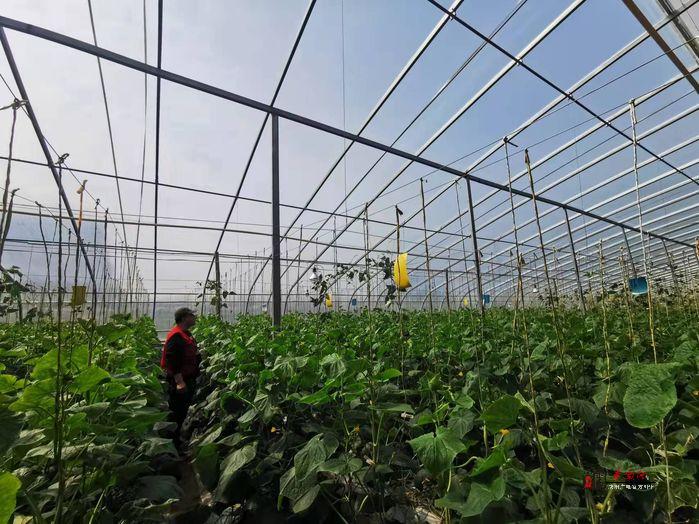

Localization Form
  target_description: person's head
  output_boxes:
[174,307,196,330]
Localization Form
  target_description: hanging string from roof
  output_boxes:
[630,100,658,360]
[340,0,348,225]
[0,99,25,266]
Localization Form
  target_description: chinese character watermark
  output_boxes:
[583,469,656,492]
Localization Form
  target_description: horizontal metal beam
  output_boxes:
[0,15,689,252]
[621,0,699,93]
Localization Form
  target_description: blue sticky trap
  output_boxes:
[351,298,357,306]
[482,294,491,305]
[629,276,648,296]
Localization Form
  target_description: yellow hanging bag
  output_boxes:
[325,293,333,308]
[71,286,86,307]
[393,253,411,291]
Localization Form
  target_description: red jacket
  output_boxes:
[161,325,200,380]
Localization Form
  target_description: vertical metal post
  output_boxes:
[465,178,484,316]
[91,200,99,322]
[214,251,221,318]
[395,206,401,255]
[271,114,282,327]
[364,203,371,311]
[295,226,303,313]
[454,181,471,307]
[284,240,289,313]
[563,208,586,313]
[445,267,451,311]
[0,28,96,291]
[64,230,71,294]
[333,217,338,309]
[102,210,108,322]
[420,178,434,313]
[152,0,163,320]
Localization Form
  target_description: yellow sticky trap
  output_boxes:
[462,297,469,307]
[71,286,86,307]
[325,293,333,308]
[393,253,411,291]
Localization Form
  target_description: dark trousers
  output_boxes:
[167,378,196,445]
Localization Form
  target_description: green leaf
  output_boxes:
[292,484,320,514]
[135,475,183,503]
[278,466,319,512]
[479,395,520,433]
[70,366,111,394]
[408,426,466,477]
[454,393,475,410]
[556,398,599,425]
[371,402,414,414]
[216,442,257,496]
[295,435,327,481]
[319,353,346,377]
[137,437,178,458]
[470,448,506,477]
[237,407,259,423]
[514,391,534,413]
[9,379,54,414]
[547,455,584,479]
[100,380,129,399]
[299,389,331,406]
[448,410,475,438]
[435,477,505,517]
[318,456,363,475]
[623,363,678,428]
[375,368,401,382]
[0,374,22,393]
[194,443,219,491]
[0,407,22,455]
[461,482,494,516]
[541,431,569,452]
[0,472,20,524]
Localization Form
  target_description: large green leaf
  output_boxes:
[278,466,320,513]
[194,443,219,491]
[70,366,111,394]
[135,475,183,503]
[294,435,327,481]
[9,379,54,414]
[292,484,320,514]
[556,398,599,425]
[375,368,402,382]
[408,426,466,477]
[448,410,475,438]
[0,472,20,524]
[0,408,22,455]
[137,437,178,458]
[479,395,520,433]
[320,353,346,377]
[470,448,506,477]
[371,402,414,414]
[623,363,678,428]
[216,442,257,497]
[318,455,363,475]
[0,374,23,394]
[436,477,503,517]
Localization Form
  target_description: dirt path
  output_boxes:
[167,450,215,522]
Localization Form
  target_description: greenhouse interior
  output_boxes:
[0,0,698,522]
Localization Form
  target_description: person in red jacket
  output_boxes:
[161,307,201,449]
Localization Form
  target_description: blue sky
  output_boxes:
[0,0,697,321]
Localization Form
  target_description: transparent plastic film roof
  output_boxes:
[0,0,697,330]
